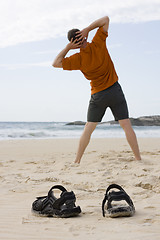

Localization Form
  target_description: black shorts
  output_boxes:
[87,82,129,122]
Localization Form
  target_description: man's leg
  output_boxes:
[119,119,141,160]
[75,122,98,164]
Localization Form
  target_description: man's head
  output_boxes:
[67,28,81,43]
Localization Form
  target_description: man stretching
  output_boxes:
[53,16,141,163]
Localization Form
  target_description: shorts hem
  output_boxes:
[115,116,129,121]
[87,119,101,123]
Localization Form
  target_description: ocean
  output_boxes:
[0,122,160,140]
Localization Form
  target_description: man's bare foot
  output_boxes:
[74,159,80,164]
[71,162,80,167]
[135,155,141,160]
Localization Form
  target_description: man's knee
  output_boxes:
[119,118,132,130]
[84,122,98,134]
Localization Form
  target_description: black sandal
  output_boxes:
[32,185,81,218]
[102,184,135,218]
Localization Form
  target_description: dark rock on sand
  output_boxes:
[66,116,160,126]
[107,115,160,126]
[66,121,86,126]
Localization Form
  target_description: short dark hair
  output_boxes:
[67,28,80,42]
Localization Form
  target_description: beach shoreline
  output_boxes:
[0,138,160,239]
[1,121,160,139]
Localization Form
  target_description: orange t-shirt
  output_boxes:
[62,27,118,95]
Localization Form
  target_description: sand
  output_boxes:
[0,138,160,240]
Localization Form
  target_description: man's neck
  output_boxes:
[80,41,88,49]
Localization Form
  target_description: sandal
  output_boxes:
[102,184,135,218]
[32,185,81,218]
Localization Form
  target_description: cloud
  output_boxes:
[0,0,160,48]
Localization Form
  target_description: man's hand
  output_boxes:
[76,28,89,42]
[66,38,83,50]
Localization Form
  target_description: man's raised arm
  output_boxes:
[76,16,109,42]
[52,16,109,68]
[52,38,82,68]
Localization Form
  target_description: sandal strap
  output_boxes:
[38,185,76,210]
[105,184,126,197]
[52,191,76,210]
[48,185,76,210]
[36,185,67,200]
[102,184,134,217]
[107,191,134,209]
[102,195,108,217]
[32,185,78,214]
[48,185,67,197]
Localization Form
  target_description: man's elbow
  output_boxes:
[52,60,63,68]
[52,61,57,68]
[102,16,109,32]
[105,16,109,23]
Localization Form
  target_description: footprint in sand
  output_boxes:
[118,156,135,161]
[135,182,153,190]
[144,206,155,209]
[25,161,38,165]
[142,168,153,172]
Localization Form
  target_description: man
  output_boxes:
[53,16,141,164]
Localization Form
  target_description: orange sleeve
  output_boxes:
[92,27,108,45]
[62,53,81,70]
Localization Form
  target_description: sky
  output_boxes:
[0,0,160,122]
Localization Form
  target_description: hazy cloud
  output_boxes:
[0,0,160,48]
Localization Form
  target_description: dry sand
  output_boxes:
[0,138,160,240]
